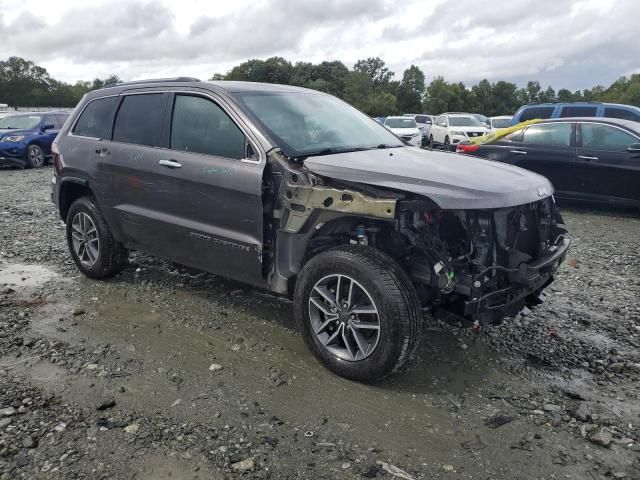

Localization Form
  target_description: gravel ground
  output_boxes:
[1,167,639,479]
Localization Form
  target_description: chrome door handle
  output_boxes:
[509,150,527,155]
[159,159,182,168]
[578,155,598,161]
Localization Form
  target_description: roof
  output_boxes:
[528,117,640,133]
[206,81,320,94]
[520,101,640,110]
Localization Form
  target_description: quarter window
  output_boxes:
[518,106,555,122]
[522,123,572,147]
[581,123,638,152]
[170,95,246,159]
[73,97,118,139]
[559,106,597,117]
[113,94,166,147]
[604,107,640,122]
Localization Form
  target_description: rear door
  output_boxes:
[500,122,579,193]
[577,122,640,203]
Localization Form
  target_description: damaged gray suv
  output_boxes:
[51,78,570,381]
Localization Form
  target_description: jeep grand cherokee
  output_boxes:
[51,78,569,381]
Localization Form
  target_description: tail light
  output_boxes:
[456,143,479,154]
[51,141,62,175]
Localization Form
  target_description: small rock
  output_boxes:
[16,452,30,467]
[442,464,455,472]
[608,363,625,374]
[96,399,116,411]
[341,462,351,469]
[231,458,255,473]
[589,427,613,448]
[230,344,241,351]
[0,407,17,417]
[171,399,182,407]
[72,308,85,316]
[86,363,99,370]
[543,403,562,412]
[572,404,590,422]
[208,364,223,372]
[22,436,37,448]
[53,423,67,433]
[124,424,139,434]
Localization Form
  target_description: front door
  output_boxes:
[577,122,640,203]
[154,92,265,285]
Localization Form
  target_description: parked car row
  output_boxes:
[0,112,69,168]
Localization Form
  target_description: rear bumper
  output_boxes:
[463,238,570,319]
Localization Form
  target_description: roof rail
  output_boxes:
[104,77,201,88]
[524,101,603,106]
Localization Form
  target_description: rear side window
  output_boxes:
[113,94,166,147]
[518,106,555,122]
[43,116,60,129]
[581,123,638,152]
[604,107,640,122]
[415,115,428,123]
[73,97,118,138]
[559,106,597,118]
[522,123,572,147]
[170,95,245,159]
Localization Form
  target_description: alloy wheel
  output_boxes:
[28,146,45,167]
[71,212,100,267]
[308,274,381,362]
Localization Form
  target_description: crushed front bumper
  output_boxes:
[463,238,570,320]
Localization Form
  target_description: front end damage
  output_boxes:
[265,150,569,326]
[395,197,569,324]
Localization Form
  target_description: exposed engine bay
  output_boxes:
[264,150,570,325]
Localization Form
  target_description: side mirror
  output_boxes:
[42,124,55,131]
[628,143,640,153]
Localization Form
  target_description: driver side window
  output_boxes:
[171,94,246,159]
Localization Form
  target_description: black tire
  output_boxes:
[25,144,45,169]
[294,245,422,382]
[444,136,450,151]
[65,197,128,279]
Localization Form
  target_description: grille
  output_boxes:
[466,131,483,137]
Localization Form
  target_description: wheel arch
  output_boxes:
[273,212,399,296]
[58,177,93,221]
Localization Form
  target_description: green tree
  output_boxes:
[397,65,425,113]
[353,57,393,89]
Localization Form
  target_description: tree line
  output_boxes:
[2,55,640,117]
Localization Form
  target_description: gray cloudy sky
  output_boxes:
[1,0,638,89]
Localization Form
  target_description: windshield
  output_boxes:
[0,115,42,129]
[232,92,404,156]
[385,118,417,129]
[492,118,512,128]
[450,116,482,127]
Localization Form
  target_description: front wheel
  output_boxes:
[294,245,422,382]
[25,144,45,168]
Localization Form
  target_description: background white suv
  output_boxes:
[429,113,488,150]
[383,116,422,146]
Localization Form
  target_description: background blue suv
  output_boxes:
[0,112,69,168]
[511,102,640,125]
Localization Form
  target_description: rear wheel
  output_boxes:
[294,245,422,382]
[66,197,128,279]
[25,144,45,168]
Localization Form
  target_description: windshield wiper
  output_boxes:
[303,147,371,157]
